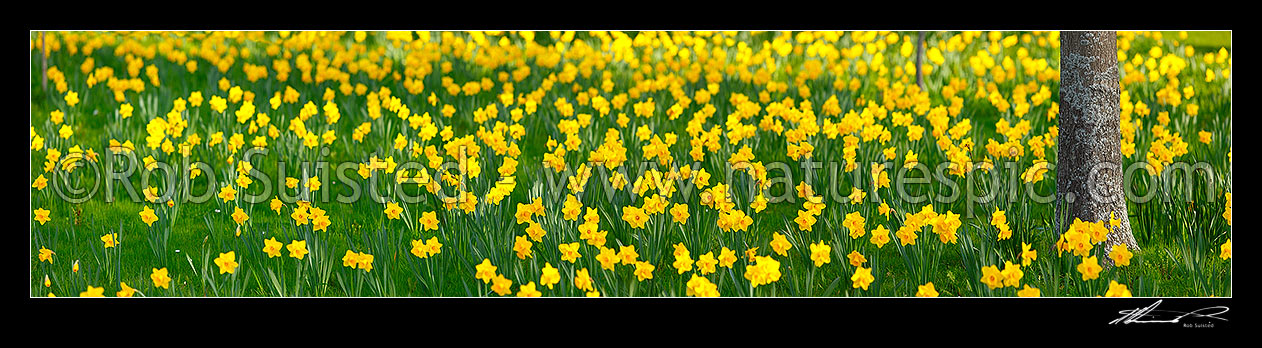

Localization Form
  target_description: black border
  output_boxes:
[22,4,1237,338]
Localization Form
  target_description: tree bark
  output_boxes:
[41,31,48,92]
[915,31,925,89]
[1057,31,1139,266]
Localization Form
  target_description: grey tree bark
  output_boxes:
[1057,31,1139,266]
[41,32,47,92]
[915,31,925,89]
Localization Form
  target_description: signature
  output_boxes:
[1110,300,1229,325]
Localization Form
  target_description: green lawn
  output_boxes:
[1162,31,1231,50]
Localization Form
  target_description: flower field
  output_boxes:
[30,31,1231,297]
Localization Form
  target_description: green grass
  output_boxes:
[1161,31,1231,50]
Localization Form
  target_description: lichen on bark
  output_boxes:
[1057,31,1140,267]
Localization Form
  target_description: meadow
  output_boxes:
[30,31,1231,297]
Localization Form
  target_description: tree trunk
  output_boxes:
[915,31,925,89]
[41,31,48,92]
[1057,31,1139,266]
